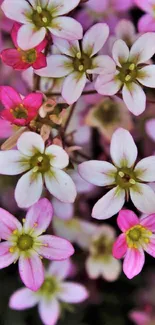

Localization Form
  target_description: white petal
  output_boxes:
[130,184,155,214]
[17,132,44,156]
[48,17,83,41]
[95,72,121,96]
[48,0,80,16]
[112,39,129,66]
[110,128,137,168]
[39,299,60,325]
[92,186,125,220]
[62,72,87,104]
[35,55,73,77]
[101,257,121,282]
[17,24,46,50]
[88,55,116,75]
[78,160,117,186]
[29,0,49,8]
[15,170,43,208]
[137,65,155,88]
[135,156,155,182]
[86,257,103,279]
[0,151,29,175]
[9,288,39,310]
[82,23,109,57]
[115,19,136,40]
[53,37,80,57]
[59,282,88,303]
[45,168,77,203]
[45,145,69,169]
[1,0,31,23]
[47,259,72,279]
[122,83,146,116]
[129,33,155,64]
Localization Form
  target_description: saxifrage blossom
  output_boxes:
[1,23,47,70]
[113,209,155,279]
[78,128,155,220]
[95,33,155,115]
[0,132,77,208]
[0,199,74,291]
[9,259,88,325]
[35,23,111,104]
[0,86,43,126]
[1,0,83,50]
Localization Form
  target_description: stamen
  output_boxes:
[22,218,26,223]
[9,247,16,253]
[125,75,131,81]
[38,156,43,162]
[129,63,135,71]
[13,230,18,235]
[79,65,84,71]
[76,52,81,59]
[32,166,39,173]
[42,17,48,23]
[36,5,42,13]
[129,179,136,185]
[118,171,124,178]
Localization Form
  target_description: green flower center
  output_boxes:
[22,49,37,64]
[30,153,51,173]
[73,52,92,72]
[94,99,120,125]
[117,62,138,84]
[17,234,34,251]
[12,105,28,119]
[115,167,137,189]
[39,277,59,298]
[126,225,152,249]
[31,6,52,28]
[91,235,113,258]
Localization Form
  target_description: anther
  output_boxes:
[9,247,15,253]
[36,6,42,13]
[125,75,131,82]
[129,179,136,185]
[118,171,124,178]
[13,230,18,235]
[32,166,39,173]
[79,65,84,71]
[38,156,43,162]
[22,218,26,223]
[42,17,48,23]
[129,63,135,71]
[76,52,81,59]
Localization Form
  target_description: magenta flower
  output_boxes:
[9,259,88,325]
[1,23,47,70]
[1,0,83,50]
[113,209,155,279]
[135,0,155,32]
[0,199,74,291]
[130,309,155,325]
[0,86,43,126]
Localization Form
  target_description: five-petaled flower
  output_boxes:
[0,132,77,208]
[0,86,43,126]
[78,128,155,220]
[35,23,111,104]
[1,0,83,50]
[1,23,47,70]
[0,199,74,291]
[95,33,155,115]
[113,209,155,279]
[9,259,88,325]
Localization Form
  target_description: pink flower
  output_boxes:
[145,118,155,142]
[109,19,140,50]
[0,132,77,208]
[113,209,155,279]
[9,259,88,325]
[95,33,155,115]
[130,310,155,325]
[0,199,74,291]
[35,23,110,104]
[0,86,43,126]
[135,0,155,32]
[78,128,155,220]
[1,0,83,50]
[1,23,47,70]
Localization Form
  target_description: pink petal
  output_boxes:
[17,24,46,50]
[129,32,155,64]
[145,118,155,141]
[144,236,155,257]
[0,242,17,268]
[123,248,145,279]
[59,282,89,303]
[52,198,73,220]
[0,119,13,138]
[23,93,43,111]
[140,213,155,231]
[0,207,22,240]
[9,288,39,310]
[18,253,44,291]
[49,17,83,41]
[45,145,69,169]
[95,72,121,96]
[135,0,153,13]
[87,0,108,12]
[130,310,151,325]
[37,235,74,260]
[0,86,21,109]
[82,23,109,57]
[112,39,129,66]
[1,49,30,70]
[62,72,87,104]
[24,198,53,236]
[122,83,146,116]
[35,55,73,78]
[35,38,48,52]
[33,52,47,70]
[39,299,60,325]
[1,0,32,24]
[138,14,155,33]
[11,22,21,47]
[112,234,128,259]
[47,259,72,280]
[49,0,80,16]
[117,209,139,232]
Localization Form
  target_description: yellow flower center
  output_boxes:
[117,62,138,84]
[126,225,152,249]
[10,104,28,119]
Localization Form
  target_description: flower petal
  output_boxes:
[95,72,121,96]
[9,288,39,310]
[19,253,44,291]
[92,186,125,220]
[129,33,155,64]
[49,17,83,41]
[110,128,138,168]
[37,235,74,260]
[35,55,73,78]
[1,49,30,70]
[117,209,139,232]
[39,299,60,325]
[59,282,88,303]
[48,0,80,16]
[47,259,72,280]
[145,118,155,142]
[45,145,69,169]
[123,248,145,279]
[100,257,121,282]
[0,150,29,175]
[53,37,80,57]
[17,24,46,50]
[112,233,128,259]
[82,23,109,57]
[137,65,155,88]
[15,170,43,208]
[52,198,73,220]
[45,168,77,203]
[138,14,155,33]
[78,160,117,186]
[0,86,21,109]
[112,39,129,66]
[86,257,103,279]
[122,83,146,116]
[17,132,44,156]
[1,0,31,23]
[140,214,155,232]
[88,55,116,74]
[62,72,86,104]
[0,208,22,240]
[0,242,18,269]
[134,0,153,13]
[144,236,155,257]
[23,93,43,111]
[130,183,155,214]
[134,156,155,182]
[24,198,53,236]
[130,310,151,325]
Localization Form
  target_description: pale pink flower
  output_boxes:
[145,118,155,142]
[1,0,83,50]
[36,23,111,104]
[9,259,88,325]
[0,199,74,291]
[135,0,155,32]
[113,209,155,279]
[95,33,155,115]
[78,128,155,220]
[0,132,77,208]
[130,310,155,325]
[109,19,140,50]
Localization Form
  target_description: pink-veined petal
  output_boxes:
[82,23,109,57]
[0,150,29,175]
[23,93,43,111]
[19,253,44,291]
[1,49,30,70]
[17,132,44,156]
[117,209,139,232]
[62,72,86,104]
[48,0,80,16]
[33,52,47,70]
[49,17,83,40]
[0,86,21,109]
[140,214,155,232]
[59,282,88,303]
[37,235,74,260]
[138,14,155,33]
[144,236,155,257]
[130,183,155,214]
[112,39,129,66]
[92,186,125,220]
[110,128,138,168]
[35,55,73,77]
[45,145,69,169]
[1,0,32,23]
[129,32,155,64]
[113,233,128,259]
[47,259,72,280]
[9,288,39,310]
[134,156,155,182]
[0,242,18,269]
[53,37,80,57]
[122,83,146,116]
[95,72,121,96]
[88,55,116,74]
[137,65,155,87]
[0,208,22,240]
[123,247,145,279]
[38,299,60,325]
[17,24,46,50]
[78,160,117,186]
